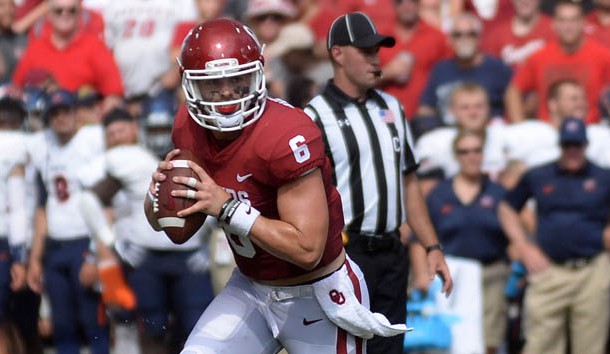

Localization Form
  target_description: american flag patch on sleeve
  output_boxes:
[379,109,395,123]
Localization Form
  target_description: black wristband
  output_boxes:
[223,200,241,225]
[425,243,443,254]
[218,197,235,220]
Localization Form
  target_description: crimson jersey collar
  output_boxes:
[323,80,386,108]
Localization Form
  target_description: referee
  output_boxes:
[304,12,453,354]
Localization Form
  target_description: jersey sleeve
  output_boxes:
[264,115,328,186]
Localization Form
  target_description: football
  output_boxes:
[154,149,206,244]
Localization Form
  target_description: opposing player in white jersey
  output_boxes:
[503,79,610,169]
[25,89,110,354]
[103,0,196,100]
[80,108,214,354]
[0,96,29,320]
[415,82,507,188]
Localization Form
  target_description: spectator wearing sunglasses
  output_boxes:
[12,0,123,113]
[415,12,513,126]
[27,0,105,41]
[426,129,510,354]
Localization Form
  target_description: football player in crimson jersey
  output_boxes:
[145,19,373,353]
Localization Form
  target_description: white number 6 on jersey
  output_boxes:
[289,135,310,164]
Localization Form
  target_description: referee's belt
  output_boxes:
[343,230,399,252]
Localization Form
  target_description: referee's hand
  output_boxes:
[427,251,453,297]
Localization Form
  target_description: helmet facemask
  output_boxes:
[182,58,267,132]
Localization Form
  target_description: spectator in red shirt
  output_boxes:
[27,0,104,41]
[12,0,123,112]
[504,0,610,124]
[584,0,610,49]
[482,0,554,69]
[379,0,452,119]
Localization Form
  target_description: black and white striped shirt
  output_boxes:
[304,82,419,235]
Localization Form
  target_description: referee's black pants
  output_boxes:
[345,233,410,354]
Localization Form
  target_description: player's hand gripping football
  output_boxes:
[171,157,230,219]
[148,149,181,198]
[149,149,230,218]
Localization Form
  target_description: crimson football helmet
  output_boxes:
[179,19,267,132]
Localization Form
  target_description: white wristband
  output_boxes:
[224,201,260,238]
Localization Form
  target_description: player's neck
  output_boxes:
[211,130,241,148]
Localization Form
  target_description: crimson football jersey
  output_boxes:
[172,99,345,281]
